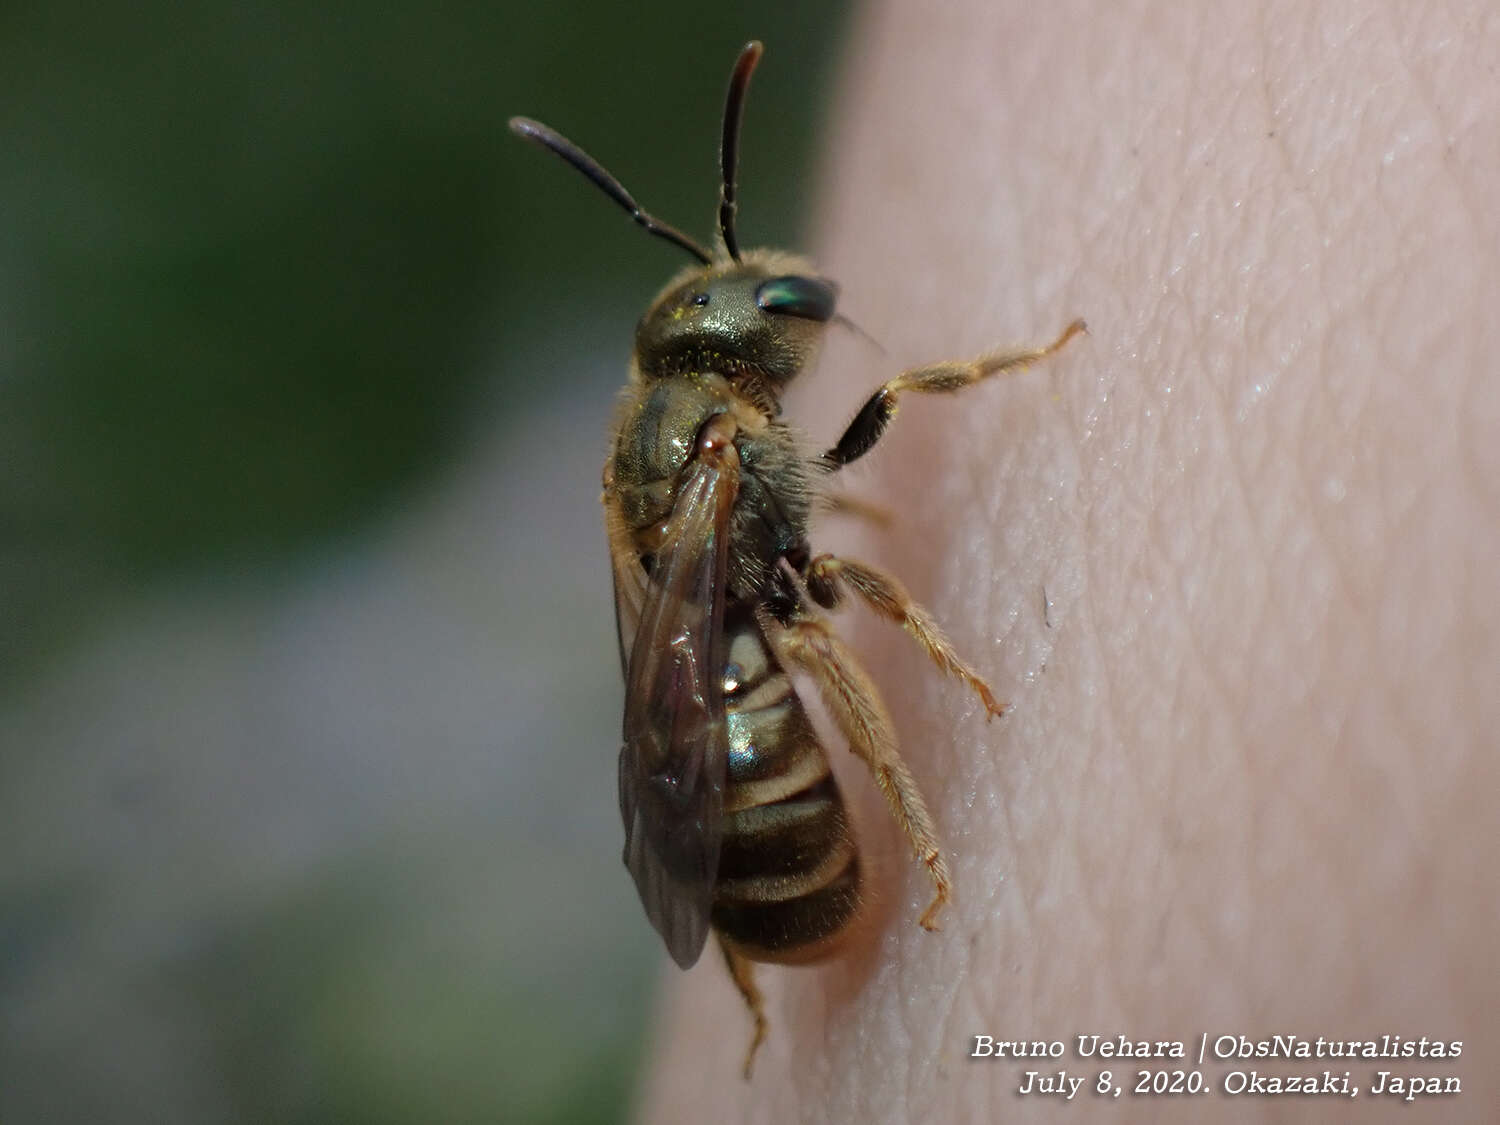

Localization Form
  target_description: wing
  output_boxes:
[604,487,649,680]
[615,441,738,969]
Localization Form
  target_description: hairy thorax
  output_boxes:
[609,371,814,602]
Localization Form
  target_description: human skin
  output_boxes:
[639,2,1498,1121]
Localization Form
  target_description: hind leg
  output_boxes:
[719,934,768,1079]
[758,608,953,930]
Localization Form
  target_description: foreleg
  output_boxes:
[824,318,1086,467]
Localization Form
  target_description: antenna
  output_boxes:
[510,116,714,265]
[717,41,764,263]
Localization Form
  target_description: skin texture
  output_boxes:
[640,2,1498,1121]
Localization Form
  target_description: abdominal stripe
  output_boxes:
[714,620,863,954]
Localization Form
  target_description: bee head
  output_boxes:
[513,43,849,390]
[635,255,836,384]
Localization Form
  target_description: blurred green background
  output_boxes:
[0,4,849,1122]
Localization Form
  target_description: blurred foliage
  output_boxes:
[0,4,849,1125]
[0,0,849,684]
[165,852,656,1125]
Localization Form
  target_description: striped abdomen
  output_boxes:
[712,606,863,963]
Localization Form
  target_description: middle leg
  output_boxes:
[804,553,1006,719]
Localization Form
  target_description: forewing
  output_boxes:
[616,448,736,968]
[606,502,648,679]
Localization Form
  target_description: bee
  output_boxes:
[511,41,1083,1076]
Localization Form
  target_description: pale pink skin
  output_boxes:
[640,3,1499,1121]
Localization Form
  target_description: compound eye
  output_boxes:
[755,275,837,321]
